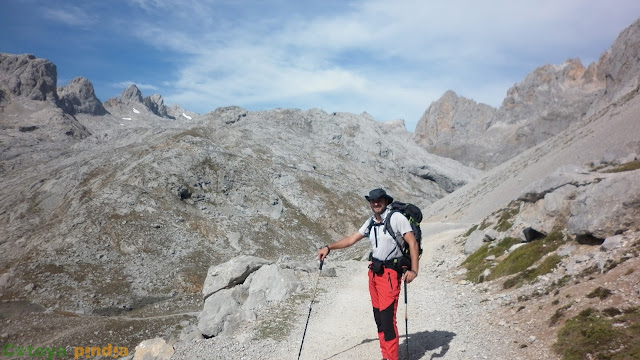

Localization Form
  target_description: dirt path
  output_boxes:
[172,223,533,360]
[270,223,526,360]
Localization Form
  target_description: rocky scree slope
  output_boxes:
[451,162,640,360]
[0,52,480,349]
[415,17,640,170]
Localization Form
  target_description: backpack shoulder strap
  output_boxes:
[383,210,404,249]
[364,217,375,237]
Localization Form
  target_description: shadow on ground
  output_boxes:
[324,329,455,359]
[402,329,456,359]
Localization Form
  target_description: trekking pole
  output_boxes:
[404,278,409,359]
[297,259,323,360]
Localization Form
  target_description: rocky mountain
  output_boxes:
[104,84,175,120]
[0,53,59,102]
[415,18,640,169]
[58,76,108,116]
[2,17,640,359]
[0,51,480,351]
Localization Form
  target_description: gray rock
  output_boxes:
[202,255,271,300]
[517,166,598,203]
[507,243,527,253]
[568,170,640,239]
[178,325,203,343]
[144,94,174,119]
[58,76,108,115]
[601,235,624,252]
[558,245,576,257]
[122,84,144,103]
[0,53,58,101]
[464,230,485,254]
[197,288,240,337]
[0,271,12,289]
[588,18,640,113]
[133,338,174,360]
[242,264,302,310]
[483,229,499,242]
[415,58,605,169]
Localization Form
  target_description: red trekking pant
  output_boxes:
[369,267,401,360]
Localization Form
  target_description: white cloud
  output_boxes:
[43,5,96,28]
[110,81,159,92]
[119,0,640,130]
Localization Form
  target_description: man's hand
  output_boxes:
[402,270,417,283]
[317,245,330,261]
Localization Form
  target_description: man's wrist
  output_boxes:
[324,245,331,254]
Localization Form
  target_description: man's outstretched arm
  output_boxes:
[317,232,365,261]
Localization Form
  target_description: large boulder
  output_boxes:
[568,170,640,239]
[197,259,303,338]
[202,255,271,299]
[464,230,486,254]
[133,338,174,360]
[242,264,303,310]
[197,288,241,337]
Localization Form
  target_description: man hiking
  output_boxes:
[317,188,419,360]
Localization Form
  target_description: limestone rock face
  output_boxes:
[415,59,605,169]
[0,53,58,102]
[122,84,144,103]
[104,84,174,119]
[58,76,108,116]
[0,52,482,329]
[415,90,496,149]
[568,170,640,239]
[144,93,173,118]
[167,104,199,120]
[416,19,640,170]
[589,18,640,112]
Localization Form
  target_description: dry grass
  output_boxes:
[553,307,640,360]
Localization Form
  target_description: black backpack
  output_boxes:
[367,201,423,259]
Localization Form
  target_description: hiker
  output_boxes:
[317,188,419,360]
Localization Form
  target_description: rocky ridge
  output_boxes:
[0,51,480,353]
[103,84,176,120]
[1,17,640,360]
[415,18,640,169]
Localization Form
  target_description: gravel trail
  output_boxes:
[173,223,528,360]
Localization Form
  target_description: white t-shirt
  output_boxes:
[359,209,413,261]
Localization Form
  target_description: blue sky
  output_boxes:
[2,1,640,131]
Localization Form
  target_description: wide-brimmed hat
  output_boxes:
[365,188,393,203]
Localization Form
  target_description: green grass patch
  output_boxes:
[586,286,613,300]
[463,225,479,237]
[494,202,520,232]
[478,220,492,231]
[550,302,574,326]
[553,307,640,360]
[462,237,521,282]
[603,160,640,173]
[503,254,563,289]
[491,230,564,282]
